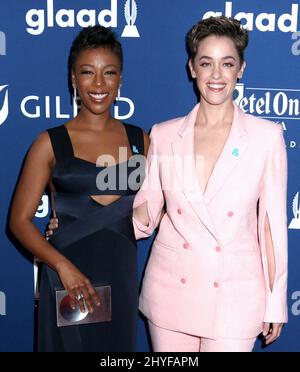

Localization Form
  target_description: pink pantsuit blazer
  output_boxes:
[133,103,288,340]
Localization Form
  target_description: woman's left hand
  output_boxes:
[262,322,284,345]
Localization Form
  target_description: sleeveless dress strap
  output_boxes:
[47,125,74,163]
[124,124,145,156]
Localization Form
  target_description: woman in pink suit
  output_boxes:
[133,16,288,352]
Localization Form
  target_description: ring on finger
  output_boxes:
[75,293,84,301]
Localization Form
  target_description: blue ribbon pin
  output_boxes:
[232,148,239,157]
[132,145,139,154]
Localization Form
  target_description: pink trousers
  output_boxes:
[149,322,257,352]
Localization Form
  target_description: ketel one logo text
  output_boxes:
[234,84,300,121]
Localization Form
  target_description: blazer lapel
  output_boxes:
[172,104,219,240]
[204,104,249,204]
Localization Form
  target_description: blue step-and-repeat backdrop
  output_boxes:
[0,0,300,352]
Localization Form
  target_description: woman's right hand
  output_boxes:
[56,260,101,313]
[45,218,59,240]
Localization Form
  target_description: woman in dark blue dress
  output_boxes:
[10,26,149,352]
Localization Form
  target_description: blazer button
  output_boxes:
[181,278,186,284]
[177,209,182,215]
[213,282,220,288]
[215,246,221,253]
[183,243,189,250]
[228,211,234,217]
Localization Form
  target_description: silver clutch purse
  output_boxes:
[55,285,112,327]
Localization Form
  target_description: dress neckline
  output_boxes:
[62,124,134,167]
[73,155,130,168]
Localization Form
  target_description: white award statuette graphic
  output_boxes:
[122,0,140,37]
[289,192,300,229]
[0,85,9,126]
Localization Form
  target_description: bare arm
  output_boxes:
[264,215,276,292]
[260,126,288,345]
[10,132,64,269]
[10,132,99,312]
[262,214,284,345]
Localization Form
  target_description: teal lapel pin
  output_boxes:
[232,148,239,157]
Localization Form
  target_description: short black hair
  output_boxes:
[69,25,123,71]
[186,16,249,65]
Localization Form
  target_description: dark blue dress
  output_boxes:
[38,124,144,352]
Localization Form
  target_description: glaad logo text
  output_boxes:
[292,32,300,56]
[0,85,9,126]
[0,291,6,316]
[292,291,300,316]
[0,31,6,56]
[203,2,299,32]
[25,0,139,37]
[26,0,117,35]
